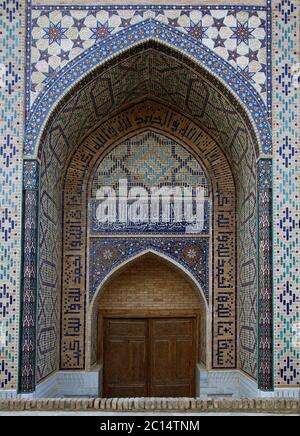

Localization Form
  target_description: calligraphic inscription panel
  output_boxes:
[91,131,210,235]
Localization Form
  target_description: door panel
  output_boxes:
[151,319,193,337]
[175,339,193,379]
[150,319,195,397]
[151,340,172,382]
[103,317,196,398]
[103,319,147,397]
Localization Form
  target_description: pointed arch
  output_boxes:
[86,249,210,370]
[90,248,209,311]
[60,103,236,374]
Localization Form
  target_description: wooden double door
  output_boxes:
[103,317,196,398]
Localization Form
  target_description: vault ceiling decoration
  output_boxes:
[27,4,269,111]
[37,46,262,167]
[24,20,272,156]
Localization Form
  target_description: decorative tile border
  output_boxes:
[90,130,211,236]
[19,160,39,393]
[258,158,273,391]
[273,0,300,387]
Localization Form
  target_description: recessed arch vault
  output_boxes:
[59,101,236,376]
[19,33,273,394]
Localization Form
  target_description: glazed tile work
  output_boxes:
[89,238,210,303]
[27,4,270,111]
[273,0,300,387]
[258,159,273,390]
[0,0,299,396]
[90,131,210,235]
[19,161,39,393]
[0,0,24,391]
[24,18,272,156]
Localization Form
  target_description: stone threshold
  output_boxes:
[0,398,299,413]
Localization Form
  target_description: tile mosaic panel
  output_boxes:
[89,238,209,302]
[273,0,300,387]
[91,131,210,235]
[26,3,270,113]
[24,22,271,157]
[37,147,62,382]
[236,128,258,380]
[0,0,24,391]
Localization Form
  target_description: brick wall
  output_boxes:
[99,255,202,311]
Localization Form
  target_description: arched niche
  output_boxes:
[88,250,209,375]
[19,38,273,394]
[60,103,236,377]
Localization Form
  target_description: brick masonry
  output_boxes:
[99,255,202,311]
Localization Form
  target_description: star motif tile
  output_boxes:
[90,22,113,40]
[187,21,209,42]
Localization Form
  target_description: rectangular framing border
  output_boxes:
[257,158,273,391]
[18,160,40,393]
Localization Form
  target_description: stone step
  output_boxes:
[0,398,298,413]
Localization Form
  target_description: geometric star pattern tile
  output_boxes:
[27,5,269,112]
